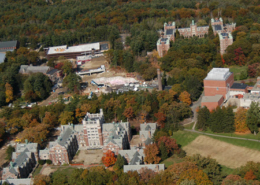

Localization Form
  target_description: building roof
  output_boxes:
[19,65,51,74]
[118,149,144,165]
[166,29,174,35]
[16,143,38,153]
[46,68,59,75]
[0,53,6,64]
[49,126,75,149]
[204,68,232,81]
[231,83,248,90]
[157,38,169,45]
[123,164,165,173]
[100,43,109,51]
[140,123,156,131]
[201,95,223,103]
[218,32,233,40]
[39,149,49,155]
[0,41,17,52]
[47,42,100,55]
[0,178,32,185]
[213,25,222,31]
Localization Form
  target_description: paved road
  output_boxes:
[190,92,204,130]
[184,129,260,143]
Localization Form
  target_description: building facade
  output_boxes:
[157,18,236,57]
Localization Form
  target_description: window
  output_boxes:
[216,87,219,91]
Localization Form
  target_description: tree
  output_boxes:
[197,106,210,131]
[144,143,161,164]
[153,130,168,142]
[102,150,117,167]
[244,170,257,180]
[224,106,235,133]
[33,174,51,185]
[157,136,180,154]
[208,23,214,39]
[179,91,191,105]
[5,83,13,103]
[42,112,58,128]
[123,107,134,120]
[235,108,249,133]
[114,154,126,170]
[154,112,166,128]
[176,29,180,39]
[5,146,15,161]
[63,73,82,93]
[246,102,260,135]
[20,124,49,145]
[139,168,156,183]
[61,61,73,75]
[177,169,213,185]
[234,47,246,66]
[59,111,74,125]
[159,142,168,161]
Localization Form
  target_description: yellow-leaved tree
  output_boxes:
[179,91,191,105]
[235,108,249,133]
[5,83,13,103]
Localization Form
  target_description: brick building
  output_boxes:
[157,18,236,57]
[14,142,39,161]
[40,109,131,164]
[48,126,79,165]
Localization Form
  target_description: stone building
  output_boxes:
[14,142,39,161]
[130,123,156,149]
[48,125,79,165]
[2,150,36,180]
[118,148,144,165]
[157,18,236,57]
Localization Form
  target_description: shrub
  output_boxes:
[46,160,52,165]
[177,149,186,158]
[38,160,45,165]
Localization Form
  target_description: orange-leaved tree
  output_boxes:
[179,91,191,105]
[235,108,249,133]
[102,150,117,167]
[154,112,166,128]
[144,143,161,164]
[157,136,180,154]
[244,169,256,180]
[177,168,213,185]
[5,83,14,103]
[123,106,134,120]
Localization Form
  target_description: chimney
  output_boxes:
[157,69,162,91]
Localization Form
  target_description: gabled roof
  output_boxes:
[0,41,17,52]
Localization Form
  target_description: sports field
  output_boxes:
[183,135,260,168]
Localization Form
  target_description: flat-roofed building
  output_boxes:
[124,164,165,173]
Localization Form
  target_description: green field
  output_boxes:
[184,122,194,130]
[160,155,184,168]
[229,65,248,80]
[172,131,200,147]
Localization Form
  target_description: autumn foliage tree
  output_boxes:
[177,168,213,185]
[144,143,161,164]
[58,111,74,125]
[234,47,246,66]
[123,107,134,120]
[102,150,117,167]
[179,91,191,105]
[157,136,180,154]
[235,108,249,133]
[5,83,13,103]
[244,169,257,180]
[154,112,166,128]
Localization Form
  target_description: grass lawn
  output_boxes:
[221,165,235,175]
[172,130,200,147]
[51,167,75,177]
[229,65,247,79]
[32,165,43,177]
[184,122,194,130]
[160,155,184,168]
[208,135,260,151]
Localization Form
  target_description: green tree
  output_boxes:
[114,154,127,170]
[61,60,73,75]
[176,29,180,40]
[159,142,168,161]
[63,73,82,93]
[208,23,214,39]
[5,146,15,161]
[197,106,210,131]
[224,106,235,133]
[246,102,260,135]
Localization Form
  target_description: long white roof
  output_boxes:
[204,68,232,81]
[47,42,100,55]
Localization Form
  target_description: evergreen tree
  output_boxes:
[209,107,224,132]
[246,102,260,135]
[208,23,215,39]
[162,72,167,87]
[197,106,210,131]
[159,142,168,161]
[224,106,235,133]
[114,154,126,170]
[175,29,180,40]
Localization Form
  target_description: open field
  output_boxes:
[72,149,103,165]
[160,155,184,168]
[229,65,247,80]
[172,131,200,147]
[183,135,260,168]
[32,165,43,177]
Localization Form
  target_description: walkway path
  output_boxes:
[190,92,204,130]
[184,129,260,143]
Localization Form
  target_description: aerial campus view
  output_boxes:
[0,0,260,184]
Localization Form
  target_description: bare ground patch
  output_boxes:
[72,150,103,165]
[41,166,57,176]
[183,135,260,169]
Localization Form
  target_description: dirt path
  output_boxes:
[183,135,260,168]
